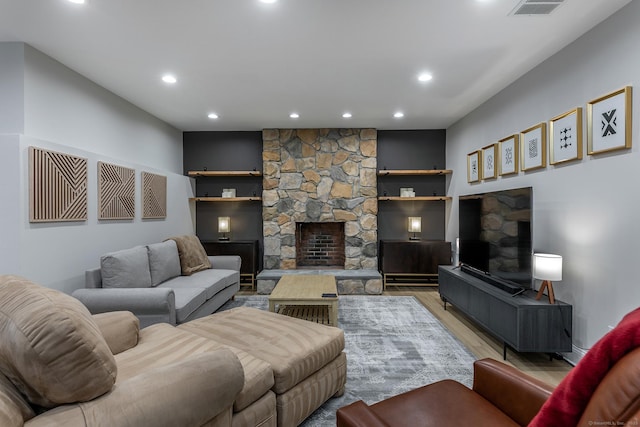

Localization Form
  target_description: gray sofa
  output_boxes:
[73,237,240,327]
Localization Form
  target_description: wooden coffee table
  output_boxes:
[268,275,339,327]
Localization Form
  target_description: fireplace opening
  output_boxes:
[296,222,345,268]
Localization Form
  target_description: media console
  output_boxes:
[438,265,572,359]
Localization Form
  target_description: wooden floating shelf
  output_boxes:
[190,197,262,202]
[188,170,262,177]
[377,169,452,176]
[378,196,451,201]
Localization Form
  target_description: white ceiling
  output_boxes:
[0,0,632,132]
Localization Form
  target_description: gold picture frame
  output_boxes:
[587,86,632,155]
[520,122,547,172]
[499,134,519,176]
[467,150,481,183]
[550,107,583,165]
[481,143,498,180]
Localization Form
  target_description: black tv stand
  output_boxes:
[439,265,572,359]
[459,264,524,295]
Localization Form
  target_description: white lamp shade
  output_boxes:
[218,217,230,233]
[533,253,562,281]
[408,217,422,233]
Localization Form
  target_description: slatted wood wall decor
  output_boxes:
[142,172,167,219]
[29,146,88,222]
[98,161,135,220]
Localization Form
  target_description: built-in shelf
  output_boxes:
[188,170,262,177]
[190,197,262,202]
[377,169,452,176]
[378,196,451,201]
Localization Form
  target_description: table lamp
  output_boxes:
[218,217,230,241]
[408,217,422,240]
[533,253,562,304]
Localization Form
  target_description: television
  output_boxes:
[458,186,532,288]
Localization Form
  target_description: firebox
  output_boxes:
[295,222,345,268]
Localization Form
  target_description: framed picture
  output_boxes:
[587,86,632,154]
[467,150,481,183]
[550,107,583,165]
[498,134,519,176]
[481,143,497,180]
[520,122,547,171]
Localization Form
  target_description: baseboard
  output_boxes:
[562,345,588,366]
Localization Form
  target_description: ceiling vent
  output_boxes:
[510,0,564,16]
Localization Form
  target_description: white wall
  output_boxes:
[0,43,195,294]
[446,1,640,360]
[0,43,24,133]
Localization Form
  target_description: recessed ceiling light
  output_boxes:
[342,112,352,119]
[68,0,85,4]
[393,112,405,118]
[289,113,300,119]
[207,113,219,119]
[418,72,433,82]
[162,74,177,84]
[259,0,277,3]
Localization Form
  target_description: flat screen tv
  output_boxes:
[458,186,532,288]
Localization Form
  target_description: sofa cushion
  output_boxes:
[180,307,345,394]
[158,268,239,299]
[172,287,208,323]
[100,246,152,288]
[0,275,117,408]
[116,323,275,413]
[147,240,181,285]
[0,371,35,427]
[166,235,212,276]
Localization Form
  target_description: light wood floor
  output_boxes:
[383,285,572,386]
[239,284,572,387]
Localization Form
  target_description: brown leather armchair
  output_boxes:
[338,306,640,427]
[336,358,553,427]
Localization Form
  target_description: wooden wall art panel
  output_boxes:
[142,172,167,219]
[29,146,88,222]
[98,161,135,220]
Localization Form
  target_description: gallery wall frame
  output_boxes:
[98,162,136,220]
[29,146,88,222]
[481,143,498,180]
[498,134,519,176]
[142,172,167,219]
[467,150,481,183]
[520,122,547,172]
[550,107,583,165]
[587,86,632,155]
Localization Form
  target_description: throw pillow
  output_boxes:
[100,246,152,288]
[166,235,212,276]
[147,240,182,285]
[0,275,117,408]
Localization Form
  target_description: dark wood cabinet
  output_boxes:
[379,240,452,288]
[438,265,572,359]
[200,240,259,289]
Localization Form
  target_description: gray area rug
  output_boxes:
[221,295,477,426]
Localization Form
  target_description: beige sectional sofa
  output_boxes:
[0,275,346,427]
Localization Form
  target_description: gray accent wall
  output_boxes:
[446,1,640,361]
[377,130,447,241]
[0,43,194,294]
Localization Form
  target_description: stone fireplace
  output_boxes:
[296,222,345,268]
[262,128,378,271]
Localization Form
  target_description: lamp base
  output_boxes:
[535,280,556,304]
[218,237,230,241]
[409,237,420,240]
